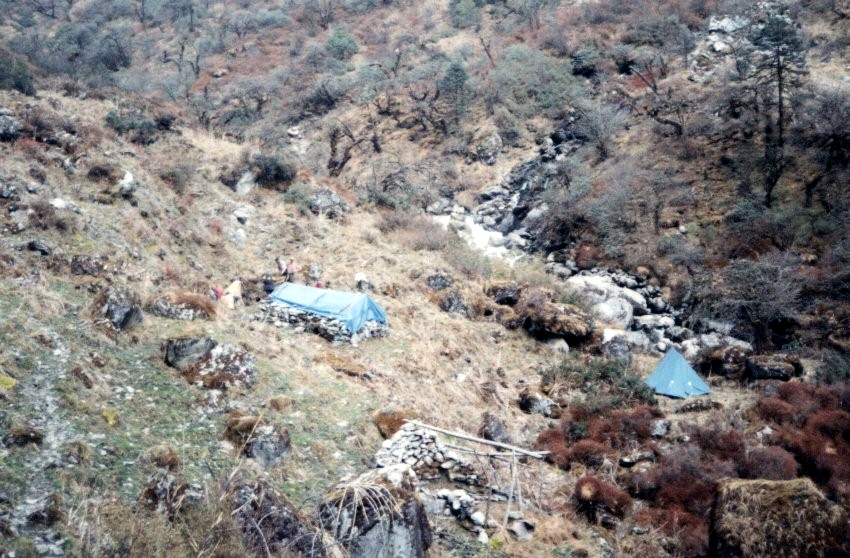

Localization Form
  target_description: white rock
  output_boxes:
[591,298,633,329]
[235,171,257,195]
[547,338,569,354]
[471,511,486,526]
[50,198,68,210]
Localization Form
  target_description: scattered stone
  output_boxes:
[163,336,217,370]
[232,205,255,225]
[141,470,202,517]
[182,343,256,389]
[232,481,324,557]
[477,412,511,445]
[286,126,302,138]
[650,420,670,438]
[3,419,44,446]
[547,337,570,354]
[438,288,469,317]
[231,170,256,195]
[148,299,208,321]
[70,255,104,276]
[619,450,655,468]
[711,478,848,557]
[224,412,291,466]
[25,239,52,256]
[426,272,454,291]
[116,171,136,198]
[676,399,723,413]
[307,188,348,220]
[319,464,432,558]
[508,519,535,541]
[485,281,523,306]
[469,127,503,166]
[0,112,22,141]
[518,389,559,418]
[91,287,143,331]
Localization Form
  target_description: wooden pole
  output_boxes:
[403,420,549,459]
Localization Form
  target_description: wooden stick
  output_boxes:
[403,420,549,459]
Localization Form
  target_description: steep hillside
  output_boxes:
[1,0,850,556]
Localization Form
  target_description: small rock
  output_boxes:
[163,336,217,370]
[508,519,535,541]
[650,420,670,438]
[478,412,511,444]
[26,239,51,256]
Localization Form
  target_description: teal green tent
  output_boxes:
[645,349,710,398]
[268,283,387,334]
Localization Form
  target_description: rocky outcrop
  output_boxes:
[710,478,849,558]
[513,293,594,342]
[319,464,432,558]
[232,481,325,557]
[91,287,143,332]
[468,127,502,166]
[0,109,22,142]
[182,342,257,389]
[224,412,291,467]
[163,336,218,370]
[745,354,804,381]
[308,188,348,220]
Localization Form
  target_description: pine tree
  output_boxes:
[438,60,470,125]
[748,15,807,207]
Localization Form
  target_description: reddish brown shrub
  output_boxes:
[756,397,796,425]
[535,428,571,469]
[777,381,820,410]
[586,405,663,449]
[805,410,850,441]
[691,427,746,463]
[574,476,631,518]
[624,464,662,499]
[635,506,708,558]
[656,446,735,517]
[741,446,798,480]
[569,440,609,467]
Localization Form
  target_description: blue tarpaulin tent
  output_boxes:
[268,283,388,334]
[644,349,711,398]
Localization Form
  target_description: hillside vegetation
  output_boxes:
[0,0,849,556]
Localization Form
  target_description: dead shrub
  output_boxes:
[624,464,662,499]
[586,405,663,449]
[635,506,708,558]
[656,445,735,517]
[690,427,746,463]
[805,409,850,441]
[376,211,415,233]
[741,446,798,480]
[395,216,453,251]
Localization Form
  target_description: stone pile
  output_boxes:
[147,299,206,320]
[374,423,480,485]
[256,300,389,344]
[184,342,257,390]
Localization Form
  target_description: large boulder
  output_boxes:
[232,481,325,557]
[591,298,633,329]
[182,343,257,389]
[711,478,849,557]
[513,290,594,342]
[566,274,648,315]
[745,354,804,381]
[469,127,503,166]
[163,336,217,370]
[319,464,432,558]
[0,112,22,142]
[308,188,348,220]
[92,287,143,331]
